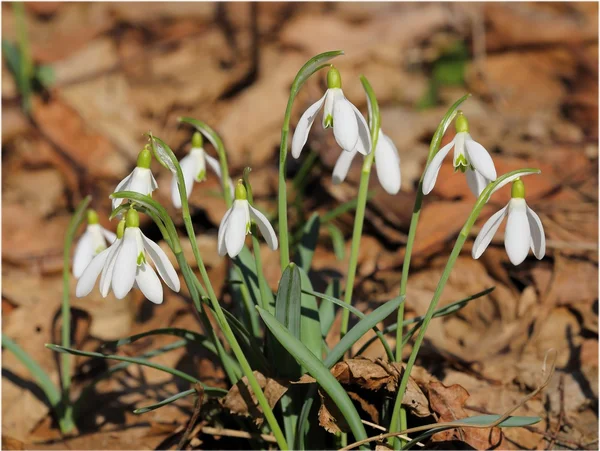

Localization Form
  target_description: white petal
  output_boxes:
[375,131,401,194]
[225,203,248,258]
[465,168,490,197]
[332,149,358,184]
[101,228,117,244]
[217,207,234,257]
[76,247,110,297]
[471,204,509,259]
[322,89,335,128]
[422,139,455,195]
[490,170,541,196]
[332,97,359,152]
[112,171,134,209]
[141,232,180,292]
[135,263,163,304]
[149,172,158,190]
[129,168,156,197]
[100,240,122,297]
[204,152,223,180]
[465,136,497,181]
[291,92,327,159]
[172,153,198,209]
[249,205,278,251]
[349,103,371,156]
[73,230,94,278]
[505,199,530,265]
[526,206,546,260]
[111,228,139,299]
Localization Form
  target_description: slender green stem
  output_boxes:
[340,76,380,339]
[60,196,91,433]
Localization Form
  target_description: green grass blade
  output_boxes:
[134,388,196,414]
[256,307,368,445]
[299,268,322,361]
[2,334,61,407]
[326,223,346,261]
[46,344,226,396]
[320,191,376,224]
[274,263,302,378]
[297,213,320,273]
[319,279,340,338]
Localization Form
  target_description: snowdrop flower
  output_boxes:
[218,180,278,258]
[332,128,401,195]
[423,112,497,197]
[292,66,371,159]
[112,147,158,210]
[171,132,225,208]
[76,209,180,304]
[472,178,545,265]
[73,209,116,278]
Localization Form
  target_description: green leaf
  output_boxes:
[326,223,345,261]
[428,93,471,162]
[230,263,262,338]
[134,388,196,414]
[46,344,227,396]
[291,50,344,95]
[233,246,273,319]
[298,267,322,361]
[297,213,320,273]
[35,65,55,88]
[321,191,375,224]
[319,279,340,338]
[273,263,302,378]
[2,40,21,77]
[2,334,61,407]
[256,307,368,444]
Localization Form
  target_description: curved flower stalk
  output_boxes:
[423,111,496,196]
[171,132,225,208]
[332,128,401,195]
[73,209,116,278]
[291,66,371,159]
[76,209,180,304]
[112,147,158,210]
[218,180,278,258]
[473,178,545,265]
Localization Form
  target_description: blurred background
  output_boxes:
[2,2,598,449]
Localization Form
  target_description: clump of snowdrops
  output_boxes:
[4,51,549,450]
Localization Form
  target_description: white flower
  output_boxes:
[291,67,371,159]
[73,211,117,278]
[171,132,226,208]
[423,112,496,197]
[472,179,545,266]
[332,129,401,195]
[76,210,180,304]
[112,148,158,210]
[218,182,278,258]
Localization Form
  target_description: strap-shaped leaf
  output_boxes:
[297,213,320,273]
[319,279,340,338]
[134,388,196,414]
[257,307,368,444]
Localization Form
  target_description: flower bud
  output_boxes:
[136,146,152,169]
[234,179,247,201]
[455,111,469,133]
[511,178,525,199]
[125,208,140,228]
[87,209,99,225]
[327,66,342,89]
[192,131,203,148]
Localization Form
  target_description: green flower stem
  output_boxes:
[389,94,470,445]
[388,168,539,446]
[277,50,344,270]
[150,135,288,450]
[340,75,380,339]
[60,195,91,433]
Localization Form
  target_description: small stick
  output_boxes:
[177,383,204,450]
[200,426,277,444]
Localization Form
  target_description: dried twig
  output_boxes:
[200,426,277,444]
[177,383,204,450]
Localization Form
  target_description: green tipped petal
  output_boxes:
[87,209,99,225]
[191,131,203,148]
[136,147,152,169]
[511,178,525,199]
[455,111,469,133]
[454,153,469,173]
[327,66,342,89]
[234,180,247,200]
[116,218,126,239]
[125,208,140,228]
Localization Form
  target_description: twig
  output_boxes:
[200,426,277,444]
[341,349,557,451]
[177,383,204,450]
[547,374,565,450]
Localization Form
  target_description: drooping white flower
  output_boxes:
[76,210,180,304]
[332,129,401,195]
[171,132,225,208]
[112,147,158,210]
[472,179,545,266]
[218,180,278,258]
[291,66,371,159]
[73,209,117,278]
[423,112,497,197]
